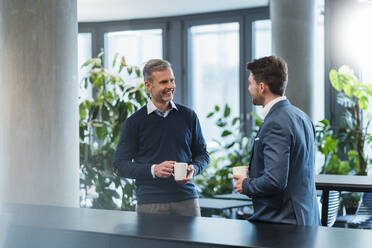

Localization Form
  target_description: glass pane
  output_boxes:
[252,20,272,115]
[78,33,92,102]
[362,63,372,175]
[189,23,239,147]
[253,20,272,59]
[357,5,372,174]
[104,29,162,86]
[338,1,372,174]
[360,13,372,175]
[314,0,325,174]
[313,0,325,124]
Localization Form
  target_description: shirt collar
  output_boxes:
[147,99,178,115]
[260,96,287,119]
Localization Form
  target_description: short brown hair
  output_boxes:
[246,56,288,96]
[143,59,172,82]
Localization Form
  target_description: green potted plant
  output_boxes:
[316,65,372,214]
[194,104,262,197]
[79,51,148,210]
[316,65,372,176]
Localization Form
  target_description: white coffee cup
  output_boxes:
[232,166,249,177]
[173,162,188,180]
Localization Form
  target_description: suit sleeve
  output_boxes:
[113,118,153,180]
[242,121,291,197]
[190,112,209,175]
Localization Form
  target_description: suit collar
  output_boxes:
[264,99,290,121]
[261,96,287,118]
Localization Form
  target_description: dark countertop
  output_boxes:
[213,193,252,201]
[315,175,372,226]
[1,203,372,248]
[316,175,372,192]
[199,198,252,210]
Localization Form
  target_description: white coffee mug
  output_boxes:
[173,162,188,180]
[232,166,249,177]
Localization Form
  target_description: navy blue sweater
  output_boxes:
[113,103,209,204]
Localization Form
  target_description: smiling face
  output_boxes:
[145,68,176,106]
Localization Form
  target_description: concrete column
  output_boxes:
[0,0,79,207]
[270,0,315,118]
[0,0,4,205]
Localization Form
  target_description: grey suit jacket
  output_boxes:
[242,99,320,225]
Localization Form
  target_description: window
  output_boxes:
[313,0,325,124]
[189,23,240,146]
[253,20,272,59]
[352,8,372,156]
[252,20,272,116]
[314,0,325,174]
[362,64,372,175]
[104,29,162,85]
[78,33,92,102]
[332,0,372,174]
[77,8,272,211]
[359,17,372,175]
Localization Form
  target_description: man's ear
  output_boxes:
[144,81,152,91]
[259,82,266,93]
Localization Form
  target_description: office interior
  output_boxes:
[1,0,372,247]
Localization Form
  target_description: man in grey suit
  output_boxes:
[233,56,320,226]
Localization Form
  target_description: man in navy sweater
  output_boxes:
[113,59,209,216]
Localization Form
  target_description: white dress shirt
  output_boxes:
[147,99,178,118]
[260,96,287,119]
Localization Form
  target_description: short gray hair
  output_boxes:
[143,59,172,82]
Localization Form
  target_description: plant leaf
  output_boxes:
[112,53,119,67]
[221,130,232,137]
[206,112,214,118]
[224,104,231,118]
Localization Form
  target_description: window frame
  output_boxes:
[78,7,270,133]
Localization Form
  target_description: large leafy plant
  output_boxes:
[316,66,372,176]
[194,104,262,197]
[79,51,148,210]
[316,119,359,175]
[316,66,372,213]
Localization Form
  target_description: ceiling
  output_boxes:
[78,0,269,22]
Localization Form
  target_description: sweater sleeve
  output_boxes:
[190,112,209,175]
[113,117,153,180]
